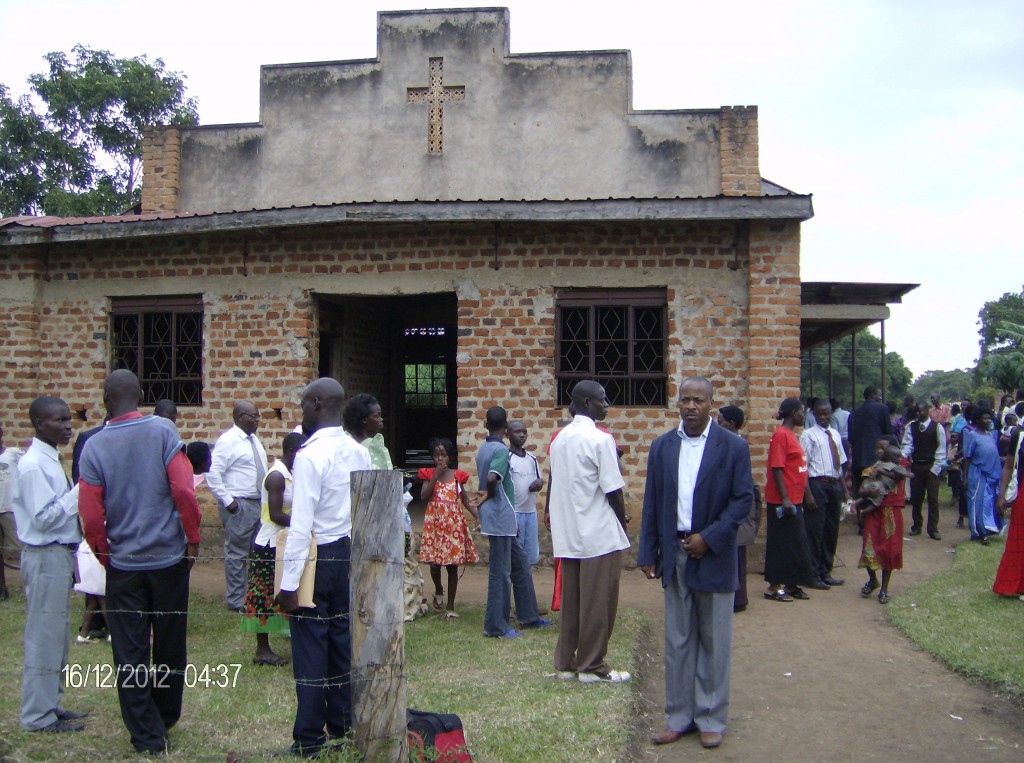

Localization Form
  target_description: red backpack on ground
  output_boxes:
[407,709,472,762]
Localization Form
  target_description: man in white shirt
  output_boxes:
[205,400,268,611]
[548,380,630,684]
[800,399,849,589]
[638,376,754,750]
[277,378,371,757]
[0,421,25,600]
[13,397,87,733]
[903,401,948,540]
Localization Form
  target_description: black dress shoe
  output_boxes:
[823,577,845,586]
[909,527,922,536]
[955,517,964,528]
[56,709,88,721]
[928,531,942,540]
[33,719,84,733]
[811,580,831,590]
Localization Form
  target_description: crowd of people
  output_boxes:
[1,371,1022,755]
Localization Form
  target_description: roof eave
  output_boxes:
[1,195,814,246]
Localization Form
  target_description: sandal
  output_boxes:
[860,580,880,598]
[431,593,444,612]
[444,611,460,621]
[764,588,794,602]
[788,587,810,600]
[877,591,891,604]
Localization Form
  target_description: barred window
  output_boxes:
[556,289,667,407]
[110,296,203,406]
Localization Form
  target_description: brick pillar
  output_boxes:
[141,125,182,213]
[720,106,760,197]
[745,220,801,475]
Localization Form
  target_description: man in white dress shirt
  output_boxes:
[277,378,371,757]
[205,400,268,611]
[14,397,88,733]
[548,380,630,684]
[799,398,849,589]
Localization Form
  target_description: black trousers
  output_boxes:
[807,478,845,579]
[290,537,351,756]
[106,558,190,753]
[910,464,940,533]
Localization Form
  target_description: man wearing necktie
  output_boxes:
[13,396,87,733]
[799,398,849,589]
[206,401,268,611]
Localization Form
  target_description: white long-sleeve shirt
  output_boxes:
[901,419,947,475]
[280,426,370,590]
[205,425,268,505]
[13,438,81,546]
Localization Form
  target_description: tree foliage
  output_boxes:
[0,45,198,217]
[977,285,1024,358]
[906,368,975,404]
[976,286,1024,395]
[801,329,912,406]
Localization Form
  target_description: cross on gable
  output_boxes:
[406,57,465,155]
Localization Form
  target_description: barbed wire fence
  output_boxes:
[0,471,415,762]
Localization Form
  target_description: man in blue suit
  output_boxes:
[639,376,754,750]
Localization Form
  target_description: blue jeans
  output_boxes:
[483,535,540,636]
[515,512,540,566]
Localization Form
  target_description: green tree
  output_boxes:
[976,287,1024,395]
[801,328,912,405]
[0,45,198,217]
[977,285,1024,358]
[906,368,975,404]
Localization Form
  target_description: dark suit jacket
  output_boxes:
[638,421,754,593]
[847,400,893,471]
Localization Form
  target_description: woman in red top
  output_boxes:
[763,397,816,602]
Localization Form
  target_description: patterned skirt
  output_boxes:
[240,542,289,635]
[859,505,904,571]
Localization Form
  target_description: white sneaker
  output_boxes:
[578,670,630,684]
[75,634,99,645]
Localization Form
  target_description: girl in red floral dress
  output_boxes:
[418,438,480,620]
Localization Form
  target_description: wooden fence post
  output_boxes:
[350,469,407,762]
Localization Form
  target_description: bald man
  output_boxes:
[78,370,201,753]
[277,378,371,757]
[548,380,630,683]
[206,400,268,611]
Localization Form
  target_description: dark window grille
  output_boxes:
[110,296,203,406]
[556,289,667,406]
[404,360,447,408]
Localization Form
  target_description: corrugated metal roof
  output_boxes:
[0,192,814,246]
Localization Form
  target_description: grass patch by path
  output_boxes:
[0,591,646,761]
[888,535,1024,702]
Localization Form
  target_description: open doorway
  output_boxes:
[317,292,457,472]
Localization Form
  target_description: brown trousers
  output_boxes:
[554,550,623,675]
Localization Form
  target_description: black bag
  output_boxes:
[407,709,472,762]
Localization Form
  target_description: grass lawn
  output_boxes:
[0,591,646,761]
[888,533,1024,703]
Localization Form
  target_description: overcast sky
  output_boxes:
[2,0,1022,379]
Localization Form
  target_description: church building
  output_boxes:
[0,7,812,499]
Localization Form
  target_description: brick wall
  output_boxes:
[720,106,760,197]
[0,218,802,558]
[140,126,182,214]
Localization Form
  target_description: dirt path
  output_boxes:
[187,520,1023,761]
